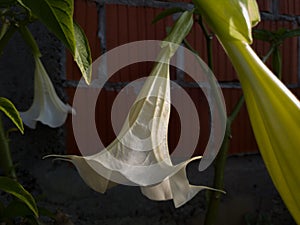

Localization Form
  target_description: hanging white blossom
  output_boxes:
[20,56,74,129]
[47,46,222,207]
[46,11,224,208]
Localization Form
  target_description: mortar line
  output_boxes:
[91,0,193,10]
[97,3,107,53]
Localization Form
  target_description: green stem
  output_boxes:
[204,95,244,225]
[0,24,17,55]
[0,114,16,180]
[262,45,274,63]
[204,121,230,224]
[204,45,272,225]
[198,17,214,70]
[228,95,245,123]
[271,46,282,79]
[19,25,41,57]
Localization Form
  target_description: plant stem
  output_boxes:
[0,24,16,56]
[204,122,230,224]
[198,17,214,70]
[183,19,246,225]
[196,17,248,225]
[203,36,272,225]
[0,114,16,179]
[204,95,244,225]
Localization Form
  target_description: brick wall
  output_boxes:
[66,0,300,155]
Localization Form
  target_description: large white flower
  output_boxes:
[48,45,221,207]
[46,11,225,208]
[20,56,74,128]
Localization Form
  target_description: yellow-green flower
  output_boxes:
[193,0,300,222]
[20,56,74,128]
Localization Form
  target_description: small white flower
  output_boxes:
[20,56,74,129]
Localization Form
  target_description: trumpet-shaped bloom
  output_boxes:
[20,56,74,128]
[193,0,300,222]
[47,11,225,207]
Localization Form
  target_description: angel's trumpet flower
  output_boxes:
[46,11,225,207]
[193,0,300,222]
[20,56,74,129]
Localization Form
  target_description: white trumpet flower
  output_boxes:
[46,11,224,207]
[48,46,221,207]
[20,56,74,128]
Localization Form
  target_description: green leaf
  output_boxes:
[253,29,272,41]
[152,7,184,24]
[3,200,34,218]
[73,21,92,84]
[0,97,24,134]
[19,0,75,54]
[0,176,38,217]
[282,28,300,39]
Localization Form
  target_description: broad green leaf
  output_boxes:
[0,97,24,134]
[74,21,92,84]
[3,200,35,218]
[152,7,184,24]
[0,176,38,217]
[20,0,75,54]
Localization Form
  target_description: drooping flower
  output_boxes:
[193,0,300,222]
[20,56,74,129]
[46,11,225,207]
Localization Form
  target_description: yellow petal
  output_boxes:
[222,41,300,223]
[193,0,260,43]
[194,0,300,221]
